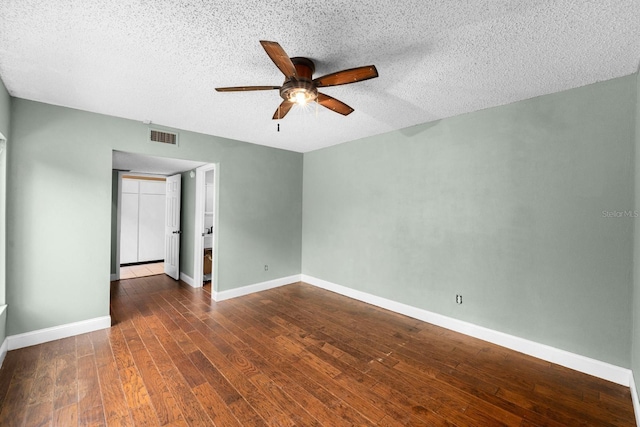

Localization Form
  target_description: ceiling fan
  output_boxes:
[215,40,378,120]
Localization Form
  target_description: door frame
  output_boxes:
[192,163,219,291]
[113,171,124,281]
[0,132,7,309]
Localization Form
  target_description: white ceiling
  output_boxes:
[1,1,639,153]
[113,151,206,175]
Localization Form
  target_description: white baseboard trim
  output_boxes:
[631,373,640,426]
[110,273,118,281]
[7,315,112,351]
[0,337,7,369]
[213,274,302,302]
[301,275,632,387]
[180,272,197,288]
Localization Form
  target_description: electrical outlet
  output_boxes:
[456,294,463,304]
[264,265,268,271]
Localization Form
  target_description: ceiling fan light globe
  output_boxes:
[294,91,308,105]
[291,89,316,106]
[281,79,317,105]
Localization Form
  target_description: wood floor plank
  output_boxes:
[0,277,635,426]
[143,316,205,388]
[118,364,151,410]
[129,403,161,427]
[50,336,77,359]
[78,404,107,427]
[97,360,131,424]
[0,351,19,408]
[28,347,57,405]
[128,346,184,426]
[53,352,78,410]
[76,333,95,357]
[187,349,243,405]
[12,344,42,382]
[105,415,134,427]
[249,372,322,427]
[53,403,78,426]
[24,400,54,427]
[0,379,33,426]
[77,354,106,426]
[108,326,136,372]
[192,382,243,427]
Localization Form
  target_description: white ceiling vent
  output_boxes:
[149,128,179,146]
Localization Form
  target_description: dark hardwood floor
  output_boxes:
[0,274,635,426]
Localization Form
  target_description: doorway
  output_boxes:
[111,151,208,283]
[118,173,168,279]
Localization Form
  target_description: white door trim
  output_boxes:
[0,133,6,314]
[193,164,218,290]
[113,171,127,281]
[0,131,6,154]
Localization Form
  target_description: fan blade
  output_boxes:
[215,86,279,92]
[316,93,354,116]
[314,65,378,88]
[260,40,298,79]
[273,100,295,120]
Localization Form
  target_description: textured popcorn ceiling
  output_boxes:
[1,1,639,153]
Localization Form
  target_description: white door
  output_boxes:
[164,174,181,280]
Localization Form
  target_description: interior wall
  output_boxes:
[7,98,303,336]
[632,69,640,394]
[302,75,636,367]
[0,76,11,345]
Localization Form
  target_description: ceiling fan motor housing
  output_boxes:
[280,57,318,103]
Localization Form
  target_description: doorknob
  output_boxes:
[172,230,182,234]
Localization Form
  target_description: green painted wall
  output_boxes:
[0,76,10,345]
[302,75,636,367]
[0,78,9,137]
[0,307,5,349]
[7,99,303,335]
[632,70,640,395]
